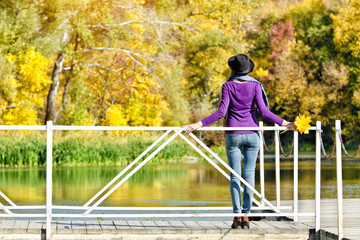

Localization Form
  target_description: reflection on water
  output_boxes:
[1,160,359,207]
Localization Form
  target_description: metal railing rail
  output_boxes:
[0,121,323,240]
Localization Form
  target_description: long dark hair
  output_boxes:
[226,70,237,82]
[226,70,247,82]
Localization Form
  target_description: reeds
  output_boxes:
[0,133,194,166]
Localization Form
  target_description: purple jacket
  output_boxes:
[201,81,284,134]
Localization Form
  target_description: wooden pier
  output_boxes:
[0,219,313,240]
[281,198,360,240]
[1,199,359,239]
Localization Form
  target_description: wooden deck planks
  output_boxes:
[2,199,359,239]
[27,221,43,234]
[127,220,146,234]
[113,220,132,234]
[57,221,71,234]
[281,199,360,239]
[168,221,192,234]
[86,220,101,234]
[154,220,177,234]
[0,219,313,239]
[71,221,86,234]
[0,220,15,234]
[11,221,29,234]
[99,221,116,234]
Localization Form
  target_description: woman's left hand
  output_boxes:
[282,120,296,131]
[182,121,203,134]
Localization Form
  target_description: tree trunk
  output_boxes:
[45,53,64,124]
[62,34,79,110]
[62,58,74,110]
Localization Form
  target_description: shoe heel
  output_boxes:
[241,221,249,229]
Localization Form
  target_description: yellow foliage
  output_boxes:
[2,105,38,125]
[6,54,16,63]
[189,0,253,39]
[271,52,325,120]
[105,105,128,126]
[331,0,360,57]
[0,47,51,125]
[254,67,269,79]
[17,47,51,93]
[132,0,146,5]
[353,88,360,108]
[125,76,168,126]
[103,104,128,135]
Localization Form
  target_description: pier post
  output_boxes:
[336,120,344,239]
[293,130,299,222]
[46,121,53,239]
[315,121,321,234]
[275,124,280,208]
[259,121,265,207]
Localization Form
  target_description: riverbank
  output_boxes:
[0,132,358,167]
[0,133,193,166]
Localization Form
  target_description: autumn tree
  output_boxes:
[0,1,53,125]
[331,0,360,141]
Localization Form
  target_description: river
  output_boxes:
[1,160,359,208]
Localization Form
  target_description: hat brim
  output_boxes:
[233,59,255,75]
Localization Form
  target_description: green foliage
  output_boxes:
[1,0,360,144]
[185,30,235,103]
[0,133,192,166]
[285,0,336,78]
[332,0,360,59]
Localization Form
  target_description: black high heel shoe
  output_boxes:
[242,212,250,229]
[231,217,242,229]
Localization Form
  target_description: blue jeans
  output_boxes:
[225,132,260,213]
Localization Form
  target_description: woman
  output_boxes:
[184,54,295,229]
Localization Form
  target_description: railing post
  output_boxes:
[315,121,321,234]
[46,121,53,239]
[259,121,265,207]
[336,120,344,239]
[275,124,280,208]
[293,130,299,222]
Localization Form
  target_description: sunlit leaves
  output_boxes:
[332,0,360,58]
[0,47,51,125]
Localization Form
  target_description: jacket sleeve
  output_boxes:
[254,83,284,125]
[201,84,230,127]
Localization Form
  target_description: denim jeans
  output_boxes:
[225,132,260,213]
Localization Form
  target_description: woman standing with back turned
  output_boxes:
[184,54,295,229]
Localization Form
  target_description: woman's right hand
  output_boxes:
[282,120,297,131]
[182,121,203,134]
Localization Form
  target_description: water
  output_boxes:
[1,160,360,208]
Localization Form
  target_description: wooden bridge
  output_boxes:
[1,199,360,239]
[1,121,358,239]
[0,219,314,240]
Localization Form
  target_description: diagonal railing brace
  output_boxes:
[178,133,261,207]
[84,129,183,214]
[83,130,172,207]
[189,133,279,213]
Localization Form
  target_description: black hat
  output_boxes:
[228,54,255,75]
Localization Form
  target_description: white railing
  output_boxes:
[335,120,344,239]
[0,121,336,239]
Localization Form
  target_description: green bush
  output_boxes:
[0,133,192,166]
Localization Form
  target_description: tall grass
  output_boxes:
[0,133,193,166]
[0,132,326,167]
